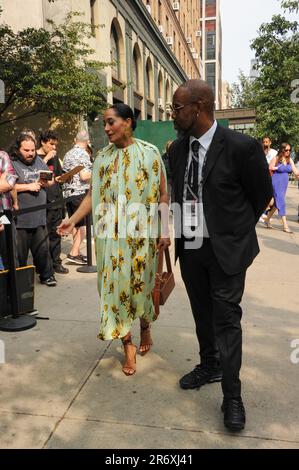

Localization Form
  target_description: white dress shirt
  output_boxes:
[183,120,218,238]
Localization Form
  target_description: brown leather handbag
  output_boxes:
[152,247,175,319]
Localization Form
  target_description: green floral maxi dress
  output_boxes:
[92,139,166,341]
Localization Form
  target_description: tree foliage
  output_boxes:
[230,71,257,109]
[0,10,110,127]
[281,0,299,13]
[231,0,299,147]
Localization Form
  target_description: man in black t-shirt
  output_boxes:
[37,130,68,274]
[12,134,57,286]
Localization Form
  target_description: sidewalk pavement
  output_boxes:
[0,185,298,449]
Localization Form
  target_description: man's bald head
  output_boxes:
[171,80,215,138]
[179,80,215,117]
[76,130,90,143]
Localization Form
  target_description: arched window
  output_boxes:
[133,44,141,92]
[110,24,120,79]
[90,0,96,30]
[158,71,163,107]
[165,79,171,120]
[145,57,153,99]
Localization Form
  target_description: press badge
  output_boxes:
[0,215,10,225]
[184,201,199,227]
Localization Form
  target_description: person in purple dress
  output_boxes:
[263,143,299,233]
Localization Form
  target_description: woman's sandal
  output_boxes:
[283,227,293,234]
[263,220,273,229]
[139,324,153,356]
[122,337,137,376]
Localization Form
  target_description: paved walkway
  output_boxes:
[0,185,298,449]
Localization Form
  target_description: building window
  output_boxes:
[205,20,216,61]
[133,45,141,92]
[146,58,153,99]
[158,71,163,107]
[206,0,216,17]
[165,79,171,119]
[158,0,162,23]
[206,63,216,96]
[110,23,120,80]
[173,31,176,56]
[90,0,96,29]
[206,31,216,60]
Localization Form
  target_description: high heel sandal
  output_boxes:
[263,220,273,229]
[139,324,153,356]
[121,336,137,376]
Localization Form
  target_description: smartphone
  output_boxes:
[39,170,53,181]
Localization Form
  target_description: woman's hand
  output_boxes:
[57,219,75,236]
[157,236,171,251]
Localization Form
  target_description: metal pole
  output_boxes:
[77,212,97,274]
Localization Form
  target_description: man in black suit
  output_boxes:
[168,80,272,432]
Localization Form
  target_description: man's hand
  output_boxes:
[57,219,75,236]
[43,150,57,164]
[0,172,11,193]
[55,174,72,184]
[0,223,4,233]
[29,182,42,192]
[39,178,53,188]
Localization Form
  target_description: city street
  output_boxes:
[0,185,298,449]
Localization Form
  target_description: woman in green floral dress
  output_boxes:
[58,104,170,376]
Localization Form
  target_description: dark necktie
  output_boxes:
[187,140,200,200]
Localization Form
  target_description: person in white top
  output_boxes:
[262,137,277,165]
[259,137,277,221]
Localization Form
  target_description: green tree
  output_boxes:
[231,71,257,109]
[281,0,299,13]
[0,10,110,127]
[231,0,299,147]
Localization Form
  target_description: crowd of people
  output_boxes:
[0,129,93,282]
[1,80,299,433]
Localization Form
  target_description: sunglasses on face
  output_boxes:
[169,101,198,114]
[169,104,186,113]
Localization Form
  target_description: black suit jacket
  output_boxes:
[169,125,273,275]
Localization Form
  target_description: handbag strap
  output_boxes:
[157,247,172,274]
[164,247,172,273]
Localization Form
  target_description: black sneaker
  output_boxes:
[78,254,88,264]
[54,263,69,274]
[41,275,57,287]
[66,254,87,265]
[179,364,223,390]
[221,397,246,432]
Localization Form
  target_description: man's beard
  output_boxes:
[19,155,36,166]
[174,121,194,138]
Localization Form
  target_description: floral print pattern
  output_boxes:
[92,139,166,340]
